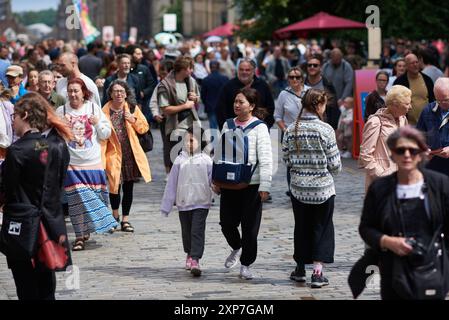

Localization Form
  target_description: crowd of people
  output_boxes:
[0,33,448,300]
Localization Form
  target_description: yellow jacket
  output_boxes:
[101,102,152,194]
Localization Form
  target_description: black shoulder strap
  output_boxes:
[184,77,191,93]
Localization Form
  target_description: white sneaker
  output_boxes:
[239,265,253,280]
[0,211,2,226]
[224,248,241,268]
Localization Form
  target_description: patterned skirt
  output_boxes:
[65,163,118,237]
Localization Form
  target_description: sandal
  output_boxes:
[121,221,134,233]
[83,234,90,241]
[72,240,85,251]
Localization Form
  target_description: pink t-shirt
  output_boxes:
[234,116,258,129]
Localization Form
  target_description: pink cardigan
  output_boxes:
[358,108,408,190]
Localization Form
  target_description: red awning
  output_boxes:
[203,22,240,37]
[275,12,365,37]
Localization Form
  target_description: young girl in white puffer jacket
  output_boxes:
[161,127,217,277]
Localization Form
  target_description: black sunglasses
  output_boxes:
[307,63,320,68]
[392,147,421,156]
[288,75,302,80]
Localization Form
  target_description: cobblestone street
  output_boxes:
[0,126,379,300]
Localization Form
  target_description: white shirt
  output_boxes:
[396,180,425,199]
[56,102,111,166]
[56,73,101,107]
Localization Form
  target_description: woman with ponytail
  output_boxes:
[282,88,341,288]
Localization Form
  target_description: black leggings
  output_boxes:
[109,181,134,216]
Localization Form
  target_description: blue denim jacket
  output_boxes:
[416,102,449,150]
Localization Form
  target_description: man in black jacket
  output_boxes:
[393,53,435,125]
[216,58,275,130]
[126,45,157,122]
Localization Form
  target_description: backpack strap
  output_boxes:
[226,118,236,130]
[242,119,264,132]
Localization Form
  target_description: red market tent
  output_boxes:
[203,22,240,37]
[275,12,365,38]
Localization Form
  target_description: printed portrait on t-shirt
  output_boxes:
[67,115,93,149]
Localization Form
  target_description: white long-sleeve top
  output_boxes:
[56,101,111,166]
[161,151,213,215]
[0,103,11,149]
[221,117,273,192]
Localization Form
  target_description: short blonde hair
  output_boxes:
[385,85,412,107]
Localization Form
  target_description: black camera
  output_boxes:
[405,237,428,265]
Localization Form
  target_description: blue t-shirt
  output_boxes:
[10,84,28,105]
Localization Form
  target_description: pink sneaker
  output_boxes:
[190,259,202,277]
[185,256,192,270]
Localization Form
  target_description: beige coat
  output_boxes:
[101,102,152,194]
[358,108,408,190]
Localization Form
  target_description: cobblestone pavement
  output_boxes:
[0,125,379,300]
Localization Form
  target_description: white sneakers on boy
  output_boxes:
[224,248,241,268]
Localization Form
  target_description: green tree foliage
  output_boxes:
[14,9,57,27]
[234,0,449,40]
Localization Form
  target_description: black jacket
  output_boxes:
[200,71,229,114]
[393,72,435,103]
[130,63,157,101]
[130,63,157,121]
[349,169,449,298]
[1,130,72,269]
[216,76,275,129]
[360,169,449,251]
[364,90,386,122]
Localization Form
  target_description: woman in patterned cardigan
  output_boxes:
[282,89,341,288]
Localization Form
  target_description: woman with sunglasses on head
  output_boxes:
[275,67,309,196]
[359,126,449,299]
[359,85,412,191]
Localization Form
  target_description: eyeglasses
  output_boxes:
[288,76,302,80]
[112,89,126,95]
[307,64,320,68]
[376,79,388,82]
[10,113,16,120]
[392,147,422,156]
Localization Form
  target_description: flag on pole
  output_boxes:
[72,0,100,44]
